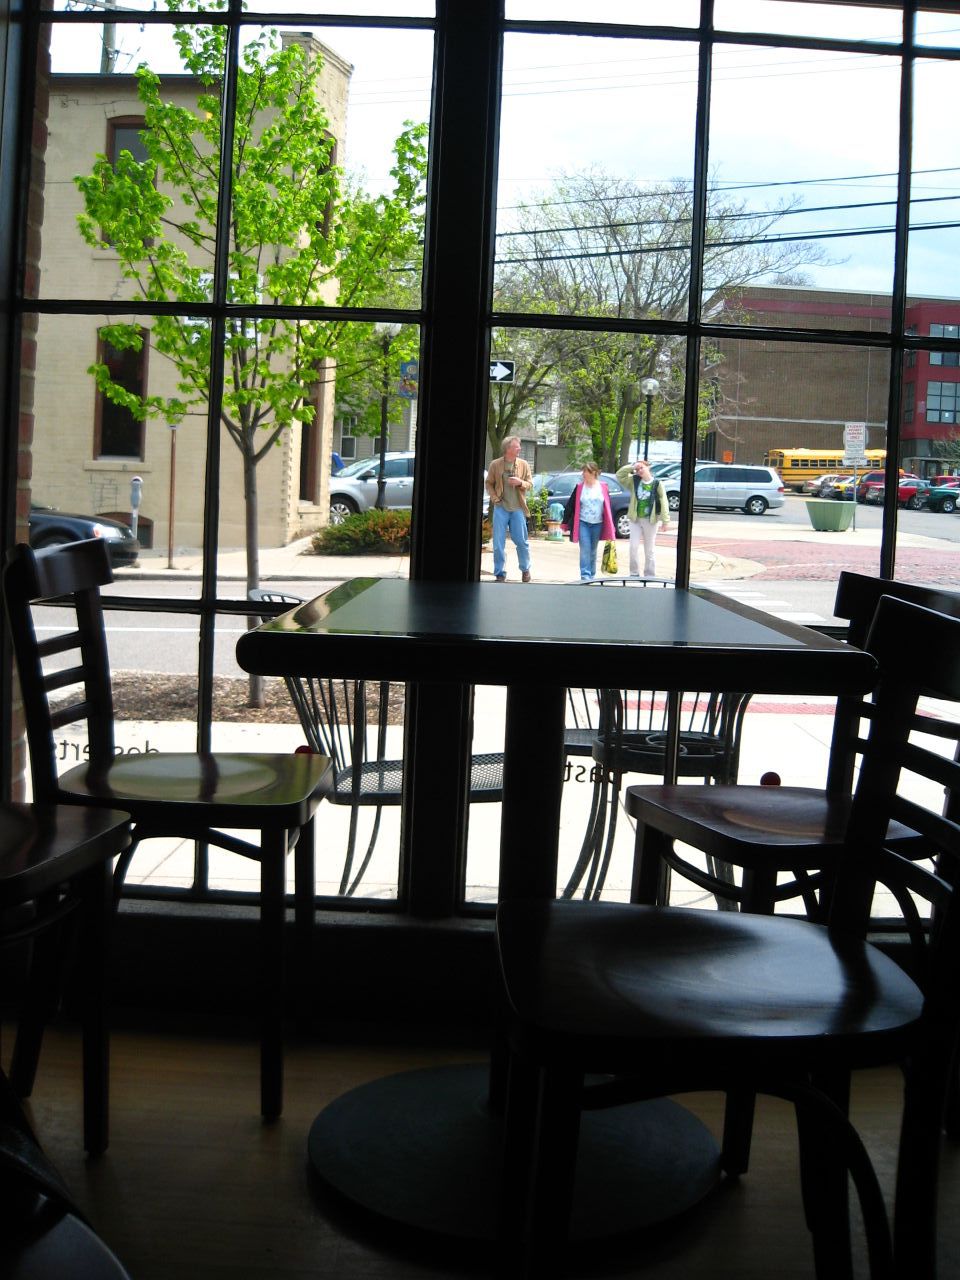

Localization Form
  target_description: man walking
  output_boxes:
[485,436,533,582]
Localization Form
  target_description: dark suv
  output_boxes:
[531,471,631,537]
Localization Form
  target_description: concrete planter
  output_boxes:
[805,499,855,531]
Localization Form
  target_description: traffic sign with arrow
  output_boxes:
[490,359,515,383]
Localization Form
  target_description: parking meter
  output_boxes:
[130,475,143,541]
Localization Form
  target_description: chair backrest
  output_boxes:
[825,573,960,795]
[3,540,116,804]
[831,596,960,1054]
[600,687,753,783]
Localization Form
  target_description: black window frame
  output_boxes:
[3,0,957,923]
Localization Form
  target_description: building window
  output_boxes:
[930,323,960,367]
[927,381,959,424]
[107,116,149,166]
[904,380,914,423]
[94,330,146,459]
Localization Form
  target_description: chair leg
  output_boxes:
[78,859,112,1157]
[796,1073,854,1280]
[500,1055,582,1280]
[720,1089,756,1178]
[9,894,63,1099]
[631,822,672,904]
[293,816,315,1018]
[894,1062,948,1280]
[259,830,286,1121]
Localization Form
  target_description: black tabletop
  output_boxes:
[238,578,877,696]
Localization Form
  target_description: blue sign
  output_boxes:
[399,359,419,399]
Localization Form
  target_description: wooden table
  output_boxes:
[238,578,878,1245]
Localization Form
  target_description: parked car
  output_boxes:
[328,451,416,523]
[28,505,141,566]
[925,482,960,514]
[862,479,929,510]
[662,463,785,515]
[811,473,853,498]
[531,470,632,538]
[927,475,960,488]
[851,470,919,502]
[801,472,848,496]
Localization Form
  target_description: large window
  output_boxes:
[7,2,960,918]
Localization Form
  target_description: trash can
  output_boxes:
[546,501,565,541]
[805,499,855,531]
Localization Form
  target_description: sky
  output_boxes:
[49,2,960,299]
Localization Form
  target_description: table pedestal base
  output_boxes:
[307,1062,720,1243]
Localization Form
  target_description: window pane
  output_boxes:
[215,320,420,600]
[708,46,901,320]
[692,337,890,619]
[714,1,903,42]
[233,25,430,313]
[908,58,960,305]
[917,10,960,50]
[43,22,222,303]
[31,312,206,598]
[506,0,698,22]
[496,35,698,321]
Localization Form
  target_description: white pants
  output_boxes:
[628,519,660,577]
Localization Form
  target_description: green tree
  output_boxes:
[75,14,427,596]
[495,170,827,465]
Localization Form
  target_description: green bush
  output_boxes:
[311,508,411,555]
[526,486,551,532]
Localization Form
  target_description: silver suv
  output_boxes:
[663,463,785,516]
[328,451,416,523]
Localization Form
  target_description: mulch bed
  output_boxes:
[110,672,406,725]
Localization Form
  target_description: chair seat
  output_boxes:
[627,784,921,865]
[0,803,131,907]
[497,900,922,1071]
[333,752,504,805]
[55,752,331,828]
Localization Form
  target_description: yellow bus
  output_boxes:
[763,447,887,491]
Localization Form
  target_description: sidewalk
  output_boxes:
[115,503,945,586]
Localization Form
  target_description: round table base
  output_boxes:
[307,1062,721,1243]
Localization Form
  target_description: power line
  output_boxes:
[495,192,960,243]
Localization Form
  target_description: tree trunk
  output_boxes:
[243,442,265,709]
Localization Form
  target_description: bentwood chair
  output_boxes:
[250,589,504,897]
[0,803,130,1154]
[628,573,960,918]
[560,579,751,902]
[497,594,960,1280]
[2,541,332,1119]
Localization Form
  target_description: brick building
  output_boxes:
[32,32,350,552]
[706,286,960,478]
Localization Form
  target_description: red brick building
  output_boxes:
[706,287,960,478]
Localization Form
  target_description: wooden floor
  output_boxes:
[6,1020,960,1279]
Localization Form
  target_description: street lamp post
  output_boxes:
[639,376,660,462]
[374,322,402,510]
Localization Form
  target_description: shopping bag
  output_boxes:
[601,540,618,575]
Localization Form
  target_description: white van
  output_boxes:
[663,463,785,515]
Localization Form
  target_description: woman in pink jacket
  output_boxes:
[562,462,616,582]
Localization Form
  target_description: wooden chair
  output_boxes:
[2,541,332,1120]
[0,1065,131,1277]
[250,589,504,897]
[497,594,960,1280]
[628,573,960,917]
[0,803,130,1154]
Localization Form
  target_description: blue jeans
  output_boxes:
[492,505,531,577]
[579,520,602,581]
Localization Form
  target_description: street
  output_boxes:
[35,492,958,678]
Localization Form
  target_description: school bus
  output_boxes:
[763,447,887,491]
